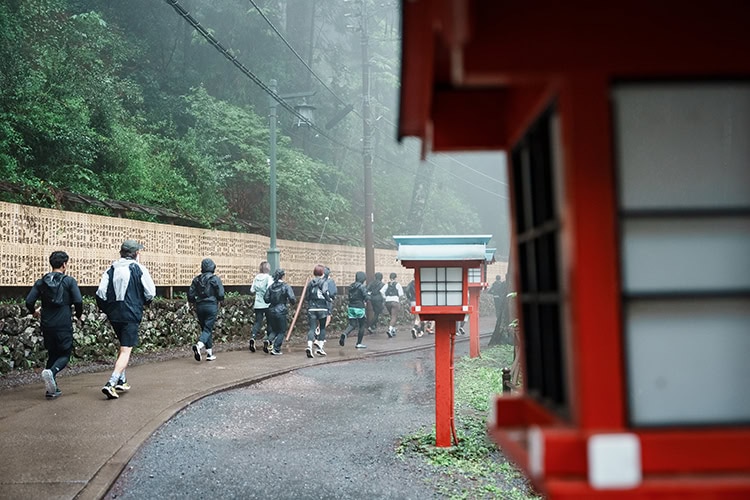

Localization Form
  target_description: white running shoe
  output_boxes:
[42,369,56,395]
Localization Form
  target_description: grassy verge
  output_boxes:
[396,345,541,500]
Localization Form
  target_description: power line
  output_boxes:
[376,115,508,187]
[164,0,362,156]
[164,0,504,202]
[246,0,352,110]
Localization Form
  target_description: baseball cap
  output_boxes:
[121,239,144,252]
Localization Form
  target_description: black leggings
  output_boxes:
[343,317,367,345]
[43,328,73,376]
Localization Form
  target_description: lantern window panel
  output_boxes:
[622,216,750,293]
[625,298,750,426]
[419,266,464,307]
[614,81,750,427]
[468,267,482,283]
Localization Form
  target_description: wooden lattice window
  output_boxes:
[511,107,568,415]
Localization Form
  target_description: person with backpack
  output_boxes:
[96,240,156,400]
[338,271,370,348]
[189,258,225,362]
[322,266,337,328]
[25,251,83,399]
[404,279,430,338]
[305,264,330,357]
[249,261,273,353]
[263,268,295,356]
[379,272,404,338]
[366,271,385,333]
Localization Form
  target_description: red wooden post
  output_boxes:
[434,318,455,447]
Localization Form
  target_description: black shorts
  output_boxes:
[42,328,73,354]
[111,322,140,348]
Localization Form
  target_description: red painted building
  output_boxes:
[398,1,750,497]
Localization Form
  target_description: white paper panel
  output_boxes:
[626,299,750,425]
[420,267,437,281]
[622,217,750,292]
[613,83,750,209]
[446,267,463,281]
[421,292,436,306]
[446,291,463,306]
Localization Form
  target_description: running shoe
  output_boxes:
[263,340,270,354]
[339,334,346,346]
[249,338,256,352]
[206,354,217,361]
[355,344,367,349]
[306,347,314,358]
[192,344,202,362]
[41,369,57,395]
[102,382,119,400]
[115,379,131,392]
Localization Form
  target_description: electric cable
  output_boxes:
[246,0,352,110]
[164,0,505,203]
[164,0,361,157]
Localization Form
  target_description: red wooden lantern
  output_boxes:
[395,235,492,447]
[397,1,750,496]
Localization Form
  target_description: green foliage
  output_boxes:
[0,0,488,241]
[396,346,539,499]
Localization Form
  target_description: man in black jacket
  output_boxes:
[189,258,225,362]
[366,272,385,333]
[25,251,83,398]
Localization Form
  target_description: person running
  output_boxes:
[96,240,156,400]
[405,279,426,338]
[338,271,370,349]
[25,251,83,399]
[189,258,225,362]
[380,272,404,338]
[366,271,385,333]
[263,268,295,355]
[305,264,330,358]
[322,266,337,329]
[488,274,506,320]
[249,261,273,352]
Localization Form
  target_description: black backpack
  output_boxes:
[308,280,328,302]
[265,282,286,306]
[42,273,67,306]
[385,281,399,297]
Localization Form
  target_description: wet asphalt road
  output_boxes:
[106,343,471,500]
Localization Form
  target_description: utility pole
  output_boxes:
[360,0,375,281]
[266,80,316,273]
[267,79,280,273]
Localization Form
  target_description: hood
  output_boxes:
[355,271,366,284]
[201,258,216,273]
[42,272,65,300]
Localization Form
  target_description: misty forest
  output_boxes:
[0,0,508,248]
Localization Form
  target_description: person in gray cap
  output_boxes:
[96,239,156,400]
[189,258,225,362]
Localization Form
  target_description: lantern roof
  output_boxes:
[485,247,496,264]
[394,235,491,261]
